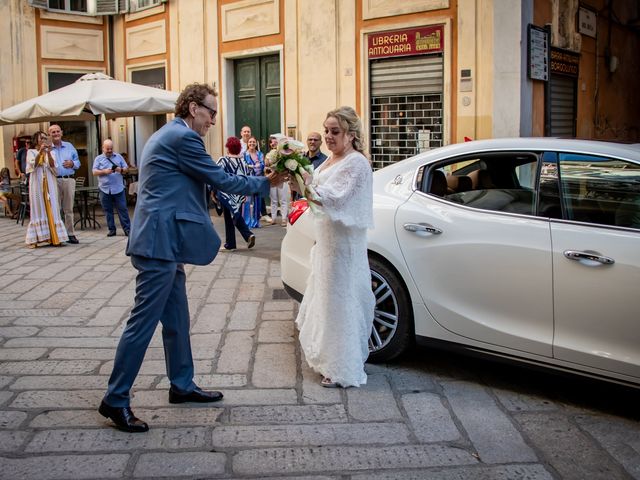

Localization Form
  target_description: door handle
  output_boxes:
[563,250,615,265]
[403,223,442,234]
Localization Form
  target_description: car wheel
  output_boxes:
[367,256,414,363]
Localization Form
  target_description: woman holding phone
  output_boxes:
[25,130,68,248]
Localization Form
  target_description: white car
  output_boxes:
[281,138,640,388]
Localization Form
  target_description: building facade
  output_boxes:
[1,0,638,175]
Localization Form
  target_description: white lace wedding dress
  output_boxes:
[295,151,375,387]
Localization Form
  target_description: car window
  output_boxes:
[424,153,539,216]
[558,153,640,229]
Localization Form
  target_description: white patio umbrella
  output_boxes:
[0,72,178,125]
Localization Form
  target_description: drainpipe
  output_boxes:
[108,15,115,77]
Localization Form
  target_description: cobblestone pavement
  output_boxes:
[0,213,639,480]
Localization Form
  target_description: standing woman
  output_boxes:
[242,136,266,227]
[292,106,375,388]
[216,137,256,250]
[25,131,69,248]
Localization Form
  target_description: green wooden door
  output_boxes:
[234,55,281,150]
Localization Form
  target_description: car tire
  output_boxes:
[367,256,414,363]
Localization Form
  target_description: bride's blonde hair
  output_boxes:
[325,106,365,153]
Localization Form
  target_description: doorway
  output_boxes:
[234,55,281,151]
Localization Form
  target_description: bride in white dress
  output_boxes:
[294,106,375,388]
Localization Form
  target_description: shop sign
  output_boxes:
[578,7,597,38]
[550,47,580,77]
[527,24,549,81]
[368,25,444,59]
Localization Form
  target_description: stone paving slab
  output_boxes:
[0,326,39,337]
[0,360,101,375]
[232,444,477,475]
[0,454,130,479]
[3,336,119,348]
[192,304,230,333]
[10,390,104,409]
[25,427,209,452]
[13,316,88,326]
[401,392,460,443]
[47,348,118,359]
[10,375,155,391]
[575,414,640,479]
[133,451,226,477]
[31,407,223,428]
[0,410,28,429]
[0,430,30,452]
[211,422,411,447]
[0,347,48,360]
[217,331,255,373]
[257,320,295,342]
[0,391,13,406]
[516,411,631,480]
[442,381,537,464]
[252,343,296,388]
[346,373,403,421]
[350,464,555,480]
[99,359,212,376]
[229,404,348,425]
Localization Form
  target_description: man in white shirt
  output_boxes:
[239,125,252,155]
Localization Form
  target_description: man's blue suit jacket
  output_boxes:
[126,118,269,265]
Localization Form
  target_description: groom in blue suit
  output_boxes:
[99,83,285,432]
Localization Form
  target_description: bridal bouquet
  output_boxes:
[265,134,320,204]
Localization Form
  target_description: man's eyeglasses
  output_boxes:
[198,103,217,121]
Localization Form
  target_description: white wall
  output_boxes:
[492,0,522,138]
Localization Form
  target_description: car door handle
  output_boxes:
[563,250,615,265]
[403,223,442,234]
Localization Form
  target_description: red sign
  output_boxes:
[368,25,444,59]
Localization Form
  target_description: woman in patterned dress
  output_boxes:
[216,137,256,250]
[25,131,69,248]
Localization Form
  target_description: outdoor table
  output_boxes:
[74,185,101,230]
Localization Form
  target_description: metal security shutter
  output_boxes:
[549,74,576,137]
[371,55,443,96]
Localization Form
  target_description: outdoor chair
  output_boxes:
[16,182,29,226]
